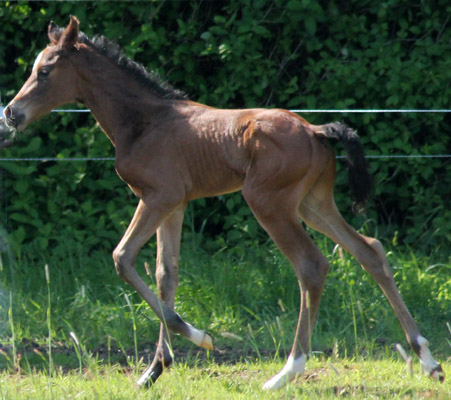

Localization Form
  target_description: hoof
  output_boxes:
[137,364,163,388]
[262,374,292,390]
[187,323,214,350]
[262,354,306,390]
[417,336,444,383]
[200,332,214,350]
[428,365,445,383]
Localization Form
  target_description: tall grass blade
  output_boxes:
[8,291,17,370]
[69,331,83,375]
[306,289,312,356]
[44,264,53,376]
[124,293,138,367]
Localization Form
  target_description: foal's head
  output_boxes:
[3,16,81,131]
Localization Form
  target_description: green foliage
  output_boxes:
[0,1,450,254]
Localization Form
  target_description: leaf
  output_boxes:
[0,162,37,175]
[13,179,29,194]
[12,227,26,244]
[304,17,317,36]
[287,0,303,11]
[9,213,31,224]
[253,25,270,37]
[22,137,42,154]
[200,31,212,41]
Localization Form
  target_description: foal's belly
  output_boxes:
[185,168,244,200]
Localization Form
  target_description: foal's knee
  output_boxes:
[300,253,330,293]
[313,254,330,289]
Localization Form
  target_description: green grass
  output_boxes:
[0,231,449,398]
[0,357,450,399]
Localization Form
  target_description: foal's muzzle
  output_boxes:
[0,108,15,148]
[3,105,25,130]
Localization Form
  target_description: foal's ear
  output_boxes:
[48,21,61,44]
[59,15,80,50]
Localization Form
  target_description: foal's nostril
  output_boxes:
[3,106,11,119]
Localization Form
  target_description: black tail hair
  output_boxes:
[320,122,373,213]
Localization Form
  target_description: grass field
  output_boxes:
[0,230,449,398]
[1,357,450,399]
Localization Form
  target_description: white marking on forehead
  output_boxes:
[33,51,45,72]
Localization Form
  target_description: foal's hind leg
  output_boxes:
[243,187,330,390]
[299,168,444,381]
[137,205,185,386]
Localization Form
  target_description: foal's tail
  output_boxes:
[317,122,373,213]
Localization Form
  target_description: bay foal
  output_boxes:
[3,17,443,389]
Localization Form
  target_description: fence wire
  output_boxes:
[0,154,450,162]
[1,108,450,161]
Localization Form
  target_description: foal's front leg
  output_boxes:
[112,198,213,371]
[137,205,186,386]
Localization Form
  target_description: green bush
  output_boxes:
[0,1,449,254]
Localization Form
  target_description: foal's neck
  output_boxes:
[74,46,168,148]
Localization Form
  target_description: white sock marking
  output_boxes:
[262,354,306,390]
[137,367,153,387]
[417,336,441,378]
[187,323,213,350]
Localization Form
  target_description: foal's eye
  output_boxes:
[37,69,50,80]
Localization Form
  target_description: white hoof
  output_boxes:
[187,323,214,350]
[199,332,214,350]
[262,354,306,390]
[417,336,444,382]
[137,367,154,387]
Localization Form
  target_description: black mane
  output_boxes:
[55,27,188,100]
